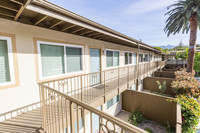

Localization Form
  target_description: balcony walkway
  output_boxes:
[0,62,166,133]
[0,74,135,133]
[0,108,41,133]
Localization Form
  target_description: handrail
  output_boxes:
[0,101,40,121]
[38,60,166,133]
[40,61,165,103]
[39,84,148,133]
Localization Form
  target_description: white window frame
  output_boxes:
[37,41,84,80]
[124,51,133,66]
[105,49,120,69]
[0,36,15,87]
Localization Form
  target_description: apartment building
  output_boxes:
[0,0,166,132]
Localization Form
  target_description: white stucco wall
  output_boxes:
[0,18,154,114]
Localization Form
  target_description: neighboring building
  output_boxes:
[0,0,166,132]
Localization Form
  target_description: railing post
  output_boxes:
[81,76,83,101]
[70,101,75,133]
[127,66,129,88]
[41,86,47,130]
[118,67,120,89]
[104,71,106,96]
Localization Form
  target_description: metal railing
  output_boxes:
[39,84,148,133]
[0,101,40,121]
[167,60,187,65]
[39,60,166,133]
[41,61,166,103]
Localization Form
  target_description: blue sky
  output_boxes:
[48,0,200,47]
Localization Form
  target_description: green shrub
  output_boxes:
[156,80,167,94]
[144,128,153,133]
[165,122,175,133]
[168,95,200,133]
[129,108,145,126]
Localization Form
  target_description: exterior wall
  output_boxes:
[105,94,122,116]
[0,18,155,113]
[143,77,176,96]
[122,90,177,127]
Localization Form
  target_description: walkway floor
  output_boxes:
[0,108,41,133]
[0,75,135,133]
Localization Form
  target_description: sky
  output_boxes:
[48,0,200,47]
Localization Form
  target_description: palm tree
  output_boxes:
[164,0,200,73]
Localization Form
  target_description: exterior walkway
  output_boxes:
[0,108,41,133]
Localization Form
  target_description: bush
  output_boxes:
[171,69,200,98]
[129,108,145,126]
[168,95,200,133]
[156,80,167,94]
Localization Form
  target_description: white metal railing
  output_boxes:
[0,101,40,122]
[38,61,166,133]
[39,84,148,133]
[41,61,165,103]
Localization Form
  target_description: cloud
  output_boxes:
[124,0,175,15]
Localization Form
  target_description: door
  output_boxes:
[90,48,101,85]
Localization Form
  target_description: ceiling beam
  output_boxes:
[26,4,139,47]
[0,0,20,12]
[0,7,15,18]
[48,20,63,28]
[33,14,48,25]
[61,23,76,32]
[86,32,101,37]
[70,27,85,34]
[10,0,23,5]
[78,30,93,36]
[93,34,106,39]
[14,0,31,21]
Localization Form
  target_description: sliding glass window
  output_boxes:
[39,41,83,78]
[0,36,15,86]
[0,40,10,83]
[125,52,133,65]
[106,50,119,67]
[107,95,120,109]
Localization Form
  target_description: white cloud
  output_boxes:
[125,0,175,15]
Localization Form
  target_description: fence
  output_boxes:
[122,90,182,132]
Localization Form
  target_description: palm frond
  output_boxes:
[164,0,200,36]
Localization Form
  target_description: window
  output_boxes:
[133,53,137,65]
[144,54,149,62]
[0,36,15,86]
[150,55,153,62]
[66,47,82,73]
[139,54,143,63]
[106,50,119,67]
[40,44,65,77]
[107,95,120,109]
[125,52,133,65]
[38,41,83,78]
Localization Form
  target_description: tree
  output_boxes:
[194,52,200,75]
[155,47,169,54]
[164,0,200,73]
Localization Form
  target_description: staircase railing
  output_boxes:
[39,84,148,133]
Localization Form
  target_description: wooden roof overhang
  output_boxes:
[0,0,160,53]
